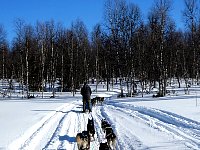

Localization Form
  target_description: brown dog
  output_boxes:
[76,131,90,150]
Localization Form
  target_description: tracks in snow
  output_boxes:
[9,98,200,150]
[9,101,102,150]
[105,101,200,149]
[9,102,78,150]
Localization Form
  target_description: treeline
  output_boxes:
[0,0,199,96]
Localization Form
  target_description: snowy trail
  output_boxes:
[8,97,200,150]
[105,101,200,149]
[9,100,103,150]
[9,101,78,150]
[98,106,149,150]
[94,107,147,150]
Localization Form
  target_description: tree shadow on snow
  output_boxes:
[59,135,76,143]
[32,109,72,114]
[76,105,83,108]
[71,109,83,113]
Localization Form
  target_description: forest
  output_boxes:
[0,0,199,97]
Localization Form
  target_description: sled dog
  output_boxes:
[101,119,111,133]
[99,142,110,150]
[97,97,104,105]
[105,127,117,150]
[76,131,90,150]
[87,117,95,140]
[91,97,97,106]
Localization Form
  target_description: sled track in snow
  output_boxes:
[9,102,78,150]
[96,105,149,150]
[11,97,200,150]
[43,104,89,150]
[106,102,200,149]
[43,103,101,150]
[43,107,76,149]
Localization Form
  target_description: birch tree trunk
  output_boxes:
[51,41,55,98]
[26,40,29,98]
[41,44,45,98]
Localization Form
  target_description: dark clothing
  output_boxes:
[81,84,92,100]
[81,84,92,112]
[83,100,92,112]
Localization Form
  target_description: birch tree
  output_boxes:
[91,24,102,92]
[151,0,172,96]
[183,0,198,84]
[0,25,7,81]
[36,22,47,97]
[14,19,26,98]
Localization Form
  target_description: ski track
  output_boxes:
[106,101,200,149]
[9,97,200,150]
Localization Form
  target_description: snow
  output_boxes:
[1,83,200,149]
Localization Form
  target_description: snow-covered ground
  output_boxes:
[1,83,200,149]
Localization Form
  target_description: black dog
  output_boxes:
[96,97,104,105]
[87,117,95,141]
[105,127,116,150]
[99,142,110,150]
[91,97,97,106]
[101,119,111,133]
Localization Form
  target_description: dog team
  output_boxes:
[79,82,116,149]
[76,117,116,150]
[91,96,105,107]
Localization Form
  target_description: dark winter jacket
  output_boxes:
[81,84,92,101]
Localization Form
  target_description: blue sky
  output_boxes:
[131,0,185,29]
[0,0,185,42]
